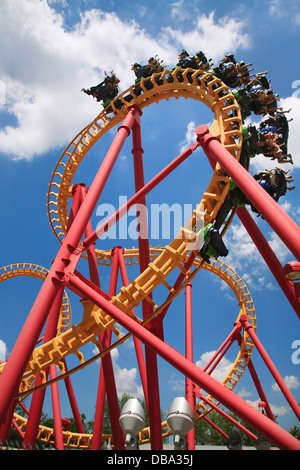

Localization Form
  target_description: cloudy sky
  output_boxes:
[0,0,300,438]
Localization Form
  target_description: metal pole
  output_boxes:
[247,359,276,422]
[131,117,163,450]
[92,247,125,450]
[50,363,64,450]
[117,247,149,408]
[65,272,300,450]
[196,125,300,262]
[185,273,195,450]
[23,285,65,449]
[62,361,86,435]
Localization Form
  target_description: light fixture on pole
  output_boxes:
[119,398,146,450]
[167,397,194,450]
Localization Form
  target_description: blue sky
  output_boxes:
[0,0,300,439]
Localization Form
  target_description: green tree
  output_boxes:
[289,424,300,440]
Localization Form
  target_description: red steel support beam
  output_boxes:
[203,321,242,374]
[117,248,149,408]
[196,392,258,442]
[50,363,64,450]
[185,273,195,450]
[196,125,300,262]
[131,116,163,450]
[92,248,125,450]
[65,272,300,450]
[62,361,86,435]
[240,315,300,421]
[160,252,196,321]
[247,359,276,422]
[203,415,229,440]
[0,105,140,426]
[75,186,124,449]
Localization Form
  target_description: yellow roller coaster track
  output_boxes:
[1,68,252,448]
[0,263,72,335]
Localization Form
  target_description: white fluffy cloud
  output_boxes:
[0,1,250,160]
[162,11,250,62]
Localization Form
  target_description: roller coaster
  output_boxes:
[0,52,299,450]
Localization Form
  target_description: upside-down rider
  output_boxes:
[81,71,120,107]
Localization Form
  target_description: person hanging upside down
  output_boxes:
[81,71,120,106]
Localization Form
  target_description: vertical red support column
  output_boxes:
[76,184,124,449]
[117,248,149,408]
[196,125,300,262]
[185,273,195,450]
[0,105,140,426]
[92,248,125,450]
[50,363,64,450]
[131,113,163,450]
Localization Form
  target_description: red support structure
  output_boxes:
[0,105,141,427]
[203,322,242,375]
[62,360,86,436]
[196,392,258,442]
[117,248,149,408]
[185,273,195,450]
[247,359,276,422]
[92,247,125,450]
[64,271,300,450]
[50,363,64,450]
[73,187,124,450]
[1,104,299,451]
[240,315,300,421]
[131,114,163,450]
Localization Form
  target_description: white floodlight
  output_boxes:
[167,397,194,450]
[119,398,146,450]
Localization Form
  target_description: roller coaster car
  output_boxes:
[212,54,252,88]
